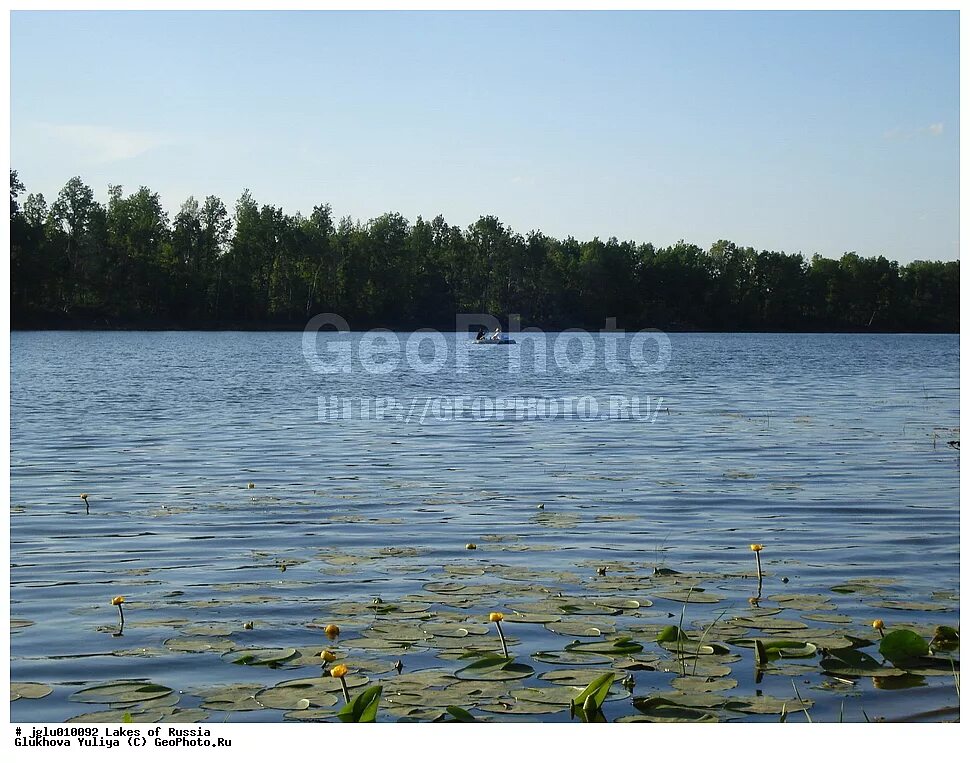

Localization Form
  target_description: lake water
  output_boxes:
[9,331,960,723]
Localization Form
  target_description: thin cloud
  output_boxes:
[883,123,945,140]
[35,122,173,164]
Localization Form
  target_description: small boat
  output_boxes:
[473,336,516,345]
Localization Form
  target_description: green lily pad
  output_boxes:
[557,600,622,616]
[477,700,563,715]
[255,679,345,710]
[454,654,534,681]
[511,686,584,705]
[533,650,612,666]
[365,623,431,644]
[162,708,210,723]
[179,623,236,637]
[539,668,622,685]
[506,612,562,624]
[164,636,235,653]
[670,676,737,693]
[196,684,265,713]
[654,591,724,604]
[876,600,949,613]
[725,639,817,659]
[565,636,643,655]
[67,708,169,723]
[71,681,173,705]
[545,621,616,637]
[879,630,929,666]
[632,697,719,722]
[422,623,490,638]
[11,682,53,700]
[732,617,808,631]
[724,695,813,714]
[112,646,172,659]
[767,594,835,611]
[225,647,298,666]
[890,655,959,676]
[820,649,907,678]
[656,660,733,678]
[803,613,853,624]
[442,565,486,576]
[284,706,341,721]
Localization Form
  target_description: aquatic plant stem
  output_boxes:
[790,679,813,723]
[495,620,509,658]
[111,596,126,632]
[338,675,351,703]
[749,544,765,590]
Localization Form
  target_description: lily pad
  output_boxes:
[506,612,562,624]
[67,708,169,723]
[196,684,265,713]
[255,679,344,710]
[165,636,235,654]
[225,647,298,666]
[532,650,612,666]
[632,697,720,722]
[422,623,490,638]
[820,649,908,678]
[724,695,813,715]
[511,686,584,705]
[725,639,817,659]
[11,682,53,700]
[163,708,211,723]
[654,591,724,604]
[875,600,949,613]
[71,681,173,705]
[545,621,617,637]
[565,636,643,655]
[879,629,929,666]
[767,594,835,611]
[454,654,535,682]
[284,706,341,721]
[670,676,737,693]
[180,623,236,637]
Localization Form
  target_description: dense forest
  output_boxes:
[9,171,959,332]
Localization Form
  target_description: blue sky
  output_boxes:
[9,10,959,263]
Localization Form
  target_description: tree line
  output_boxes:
[9,171,959,332]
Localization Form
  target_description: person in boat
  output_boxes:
[475,328,486,341]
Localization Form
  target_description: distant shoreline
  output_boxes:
[9,316,959,335]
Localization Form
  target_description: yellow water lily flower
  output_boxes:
[80,493,89,500]
[329,664,348,679]
[111,596,125,606]
[324,624,340,639]
[489,612,504,622]
[750,544,764,552]
[872,619,885,630]
[320,649,337,663]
